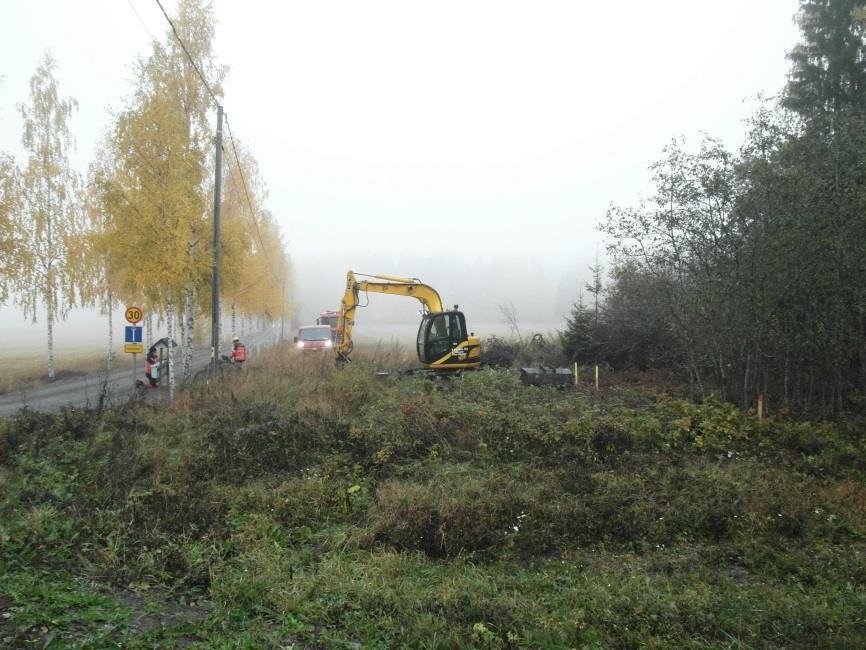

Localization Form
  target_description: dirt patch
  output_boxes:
[110,587,210,644]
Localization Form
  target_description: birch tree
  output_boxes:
[164,0,225,384]
[220,139,267,334]
[90,137,161,330]
[95,0,223,394]
[83,149,123,370]
[0,74,17,303]
[253,210,293,325]
[97,71,203,399]
[0,152,18,304]
[216,138,295,339]
[13,53,83,382]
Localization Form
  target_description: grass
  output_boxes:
[0,345,117,394]
[1,343,865,647]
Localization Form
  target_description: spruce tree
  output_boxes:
[784,0,866,117]
[561,297,595,363]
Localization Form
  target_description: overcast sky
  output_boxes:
[0,0,801,346]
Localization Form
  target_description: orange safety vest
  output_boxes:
[233,344,247,361]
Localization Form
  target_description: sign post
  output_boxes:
[125,306,144,390]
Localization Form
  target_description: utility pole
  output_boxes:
[210,105,223,377]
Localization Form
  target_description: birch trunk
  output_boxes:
[45,128,55,383]
[146,314,153,351]
[178,308,186,376]
[107,290,113,371]
[46,204,56,382]
[167,287,176,401]
[184,286,194,384]
[47,298,55,382]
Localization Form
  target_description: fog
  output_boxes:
[294,253,584,328]
[0,253,580,355]
[0,1,801,353]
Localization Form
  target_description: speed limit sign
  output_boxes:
[125,306,143,324]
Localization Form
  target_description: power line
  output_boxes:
[126,0,157,42]
[223,114,276,275]
[153,0,219,108]
[222,158,287,297]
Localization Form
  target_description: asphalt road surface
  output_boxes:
[0,334,279,418]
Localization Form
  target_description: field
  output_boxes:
[1,343,865,648]
[0,346,115,395]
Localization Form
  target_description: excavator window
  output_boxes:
[417,311,467,363]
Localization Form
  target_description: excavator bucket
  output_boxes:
[519,366,574,387]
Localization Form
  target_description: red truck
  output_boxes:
[316,310,340,343]
[294,325,334,352]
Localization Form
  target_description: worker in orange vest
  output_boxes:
[230,336,247,363]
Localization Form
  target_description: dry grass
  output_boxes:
[0,345,117,394]
[255,339,414,374]
[1,337,416,396]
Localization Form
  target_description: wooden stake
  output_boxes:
[595,365,599,390]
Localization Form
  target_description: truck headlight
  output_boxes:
[297,341,305,349]
[325,339,333,347]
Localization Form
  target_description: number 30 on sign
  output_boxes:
[125,306,143,324]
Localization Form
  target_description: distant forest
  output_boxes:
[563,0,866,414]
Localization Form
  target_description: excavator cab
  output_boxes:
[417,310,468,365]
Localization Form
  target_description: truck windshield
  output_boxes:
[319,315,338,327]
[300,327,332,341]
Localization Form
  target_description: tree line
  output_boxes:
[563,0,866,415]
[0,0,292,385]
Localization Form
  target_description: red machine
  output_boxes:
[316,310,340,342]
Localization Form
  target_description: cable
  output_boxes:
[126,0,157,42]
[224,145,268,263]
[153,0,219,107]
[223,113,280,280]
[223,140,283,288]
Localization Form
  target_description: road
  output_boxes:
[0,334,279,418]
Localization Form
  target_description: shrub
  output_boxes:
[361,465,530,558]
[481,335,520,368]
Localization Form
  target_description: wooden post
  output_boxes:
[574,362,578,387]
[211,104,223,378]
[595,365,599,390]
[757,392,764,422]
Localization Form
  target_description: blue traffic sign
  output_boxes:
[125,326,143,344]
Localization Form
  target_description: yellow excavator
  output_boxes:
[335,271,481,371]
